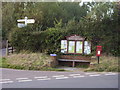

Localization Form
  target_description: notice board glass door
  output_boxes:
[76,41,83,53]
[68,41,75,53]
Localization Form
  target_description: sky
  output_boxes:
[79,0,118,6]
[58,0,118,2]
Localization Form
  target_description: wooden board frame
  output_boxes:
[61,34,92,55]
[67,40,84,54]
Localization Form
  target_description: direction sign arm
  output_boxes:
[17,19,25,22]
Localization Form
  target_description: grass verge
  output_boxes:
[0,52,65,71]
[0,53,119,72]
[85,56,119,72]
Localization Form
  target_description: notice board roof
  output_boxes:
[66,34,85,41]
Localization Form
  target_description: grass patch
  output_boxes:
[85,56,119,72]
[40,67,65,71]
[0,52,65,71]
[76,64,89,68]
[1,53,118,72]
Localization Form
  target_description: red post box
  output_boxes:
[96,46,102,64]
[96,46,102,56]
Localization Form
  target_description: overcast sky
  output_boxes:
[78,0,118,6]
[83,0,118,1]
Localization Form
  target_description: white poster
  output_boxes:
[61,40,67,53]
[84,41,91,54]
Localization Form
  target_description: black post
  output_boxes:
[12,47,13,54]
[98,56,100,64]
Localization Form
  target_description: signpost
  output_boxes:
[96,46,102,64]
[17,16,35,28]
[17,23,26,28]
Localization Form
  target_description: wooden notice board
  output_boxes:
[61,35,91,55]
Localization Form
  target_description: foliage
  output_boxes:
[2,2,120,56]
[9,26,38,52]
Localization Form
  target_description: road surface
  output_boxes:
[0,68,119,88]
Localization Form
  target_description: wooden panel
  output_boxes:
[60,55,91,60]
[66,35,85,41]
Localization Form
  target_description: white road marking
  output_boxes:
[73,75,85,78]
[69,74,81,76]
[69,74,85,78]
[0,79,10,81]
[52,75,64,77]
[34,76,47,79]
[16,78,29,80]
[105,73,117,76]
[34,76,51,80]
[53,75,69,79]
[56,77,69,79]
[37,78,51,80]
[0,81,13,84]
[16,77,32,82]
[89,74,100,77]
[18,79,32,82]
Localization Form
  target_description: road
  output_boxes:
[0,68,119,88]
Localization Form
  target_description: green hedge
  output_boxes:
[9,19,119,56]
[9,26,67,54]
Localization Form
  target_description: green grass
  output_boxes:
[85,56,119,72]
[1,53,119,72]
[76,64,89,68]
[0,52,65,71]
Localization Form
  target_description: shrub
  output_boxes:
[85,56,119,72]
[9,24,68,54]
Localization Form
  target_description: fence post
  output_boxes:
[12,46,13,54]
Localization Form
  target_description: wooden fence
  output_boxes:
[6,40,15,56]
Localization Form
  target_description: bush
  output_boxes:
[9,27,39,52]
[9,19,119,56]
[9,24,68,54]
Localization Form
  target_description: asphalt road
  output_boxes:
[0,68,119,88]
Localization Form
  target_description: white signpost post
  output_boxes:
[17,16,35,28]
